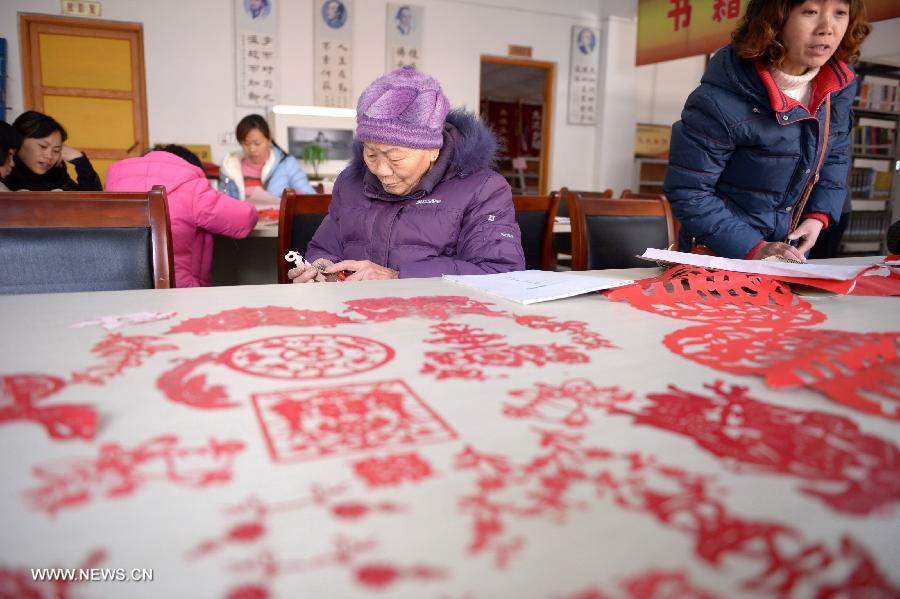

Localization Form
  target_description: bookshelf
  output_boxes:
[843,62,900,255]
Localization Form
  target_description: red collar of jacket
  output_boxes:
[754,58,854,117]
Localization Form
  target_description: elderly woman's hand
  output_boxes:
[289,258,333,284]
[328,260,399,281]
[751,241,807,263]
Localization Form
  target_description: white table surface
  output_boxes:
[1,266,898,598]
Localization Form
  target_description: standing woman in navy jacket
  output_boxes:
[664,0,870,261]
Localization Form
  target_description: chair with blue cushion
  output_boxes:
[566,189,675,271]
[277,189,332,284]
[0,186,174,294]
[512,193,560,271]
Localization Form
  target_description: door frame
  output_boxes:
[19,13,148,160]
[479,55,555,195]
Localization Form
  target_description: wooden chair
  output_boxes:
[0,186,174,294]
[512,193,560,270]
[621,190,681,241]
[553,187,614,268]
[555,187,613,218]
[277,189,332,283]
[565,189,675,271]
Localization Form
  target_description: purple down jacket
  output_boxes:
[306,109,525,278]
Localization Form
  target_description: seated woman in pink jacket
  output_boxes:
[106,145,258,287]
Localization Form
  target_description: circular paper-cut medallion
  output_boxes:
[222,334,394,380]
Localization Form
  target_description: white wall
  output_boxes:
[2,0,636,191]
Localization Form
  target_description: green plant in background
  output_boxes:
[301,143,327,179]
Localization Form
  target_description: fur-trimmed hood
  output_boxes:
[345,108,498,181]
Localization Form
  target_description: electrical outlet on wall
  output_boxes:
[219,132,237,145]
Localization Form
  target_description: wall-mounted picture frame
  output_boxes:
[269,108,356,178]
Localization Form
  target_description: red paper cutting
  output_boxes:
[504,379,900,514]
[606,265,825,327]
[666,325,900,419]
[351,452,435,487]
[503,379,633,427]
[557,570,720,599]
[226,537,446,592]
[422,322,590,380]
[455,430,899,595]
[189,485,406,559]
[512,315,616,350]
[0,374,97,440]
[849,267,900,296]
[637,382,900,515]
[252,379,457,463]
[343,295,508,322]
[225,584,270,599]
[26,435,245,515]
[0,549,105,599]
[69,333,178,385]
[156,353,236,409]
[222,334,394,380]
[166,306,354,335]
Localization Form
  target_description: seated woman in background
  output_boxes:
[7,111,102,191]
[219,114,315,209]
[289,66,524,282]
[0,121,23,191]
[664,0,870,262]
[106,145,258,288]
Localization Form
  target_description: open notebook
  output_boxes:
[443,270,633,305]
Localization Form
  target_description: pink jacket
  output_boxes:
[106,151,258,287]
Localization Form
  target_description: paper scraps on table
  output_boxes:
[638,248,876,294]
[443,270,632,305]
[72,311,176,331]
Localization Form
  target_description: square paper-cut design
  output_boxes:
[252,379,457,463]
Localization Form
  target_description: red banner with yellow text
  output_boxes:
[637,0,900,66]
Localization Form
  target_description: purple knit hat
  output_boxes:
[355,66,451,149]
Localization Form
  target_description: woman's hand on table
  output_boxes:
[328,260,399,281]
[751,241,807,263]
[786,219,824,255]
[289,258,332,284]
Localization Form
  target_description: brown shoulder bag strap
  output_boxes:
[787,93,831,237]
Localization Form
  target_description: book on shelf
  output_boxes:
[856,76,900,113]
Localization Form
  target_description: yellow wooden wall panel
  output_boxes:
[39,34,132,91]
[64,158,115,186]
[42,96,135,150]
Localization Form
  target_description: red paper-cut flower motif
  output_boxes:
[343,295,507,322]
[26,435,245,515]
[352,452,434,487]
[167,306,354,335]
[666,325,900,419]
[421,323,591,380]
[70,333,178,385]
[253,380,457,463]
[607,265,825,327]
[0,374,97,440]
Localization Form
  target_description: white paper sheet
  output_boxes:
[639,249,873,281]
[443,270,632,305]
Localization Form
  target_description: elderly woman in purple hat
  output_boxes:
[289,66,525,282]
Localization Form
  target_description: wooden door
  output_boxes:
[479,56,554,195]
[19,13,148,184]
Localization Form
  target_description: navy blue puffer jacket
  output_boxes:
[664,45,856,258]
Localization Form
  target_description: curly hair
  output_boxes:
[732,0,871,66]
